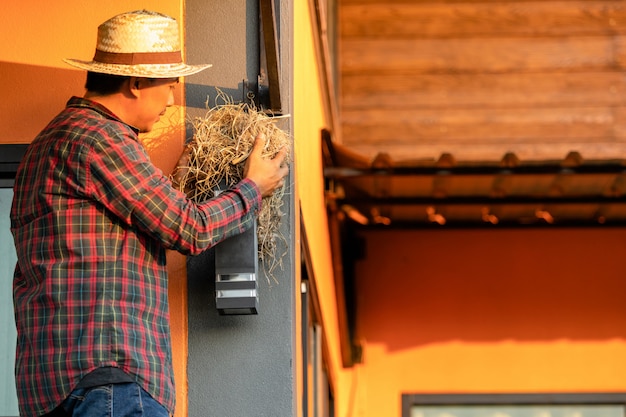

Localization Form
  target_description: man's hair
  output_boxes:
[85,72,130,95]
[85,73,174,95]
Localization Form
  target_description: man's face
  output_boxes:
[133,77,179,132]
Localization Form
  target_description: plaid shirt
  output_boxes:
[10,97,261,417]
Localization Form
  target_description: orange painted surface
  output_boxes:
[348,228,626,416]
[294,1,352,414]
[2,3,188,416]
[1,1,182,143]
[143,114,187,417]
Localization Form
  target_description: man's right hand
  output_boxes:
[244,134,289,198]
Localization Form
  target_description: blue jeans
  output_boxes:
[48,382,169,417]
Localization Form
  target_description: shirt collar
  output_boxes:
[66,96,140,134]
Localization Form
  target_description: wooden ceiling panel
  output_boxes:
[341,72,626,109]
[340,1,626,39]
[328,0,626,228]
[341,36,621,74]
[338,0,626,162]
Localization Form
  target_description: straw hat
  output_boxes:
[64,10,211,78]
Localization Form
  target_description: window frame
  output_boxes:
[0,143,24,415]
[0,144,27,187]
[402,393,626,417]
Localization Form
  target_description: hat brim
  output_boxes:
[63,58,212,78]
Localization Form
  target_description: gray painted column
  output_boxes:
[184,1,296,416]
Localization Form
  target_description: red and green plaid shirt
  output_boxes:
[10,97,261,417]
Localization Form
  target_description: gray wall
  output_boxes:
[184,1,296,416]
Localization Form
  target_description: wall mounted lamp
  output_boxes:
[215,221,259,315]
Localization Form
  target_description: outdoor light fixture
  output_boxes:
[215,220,259,315]
[426,206,446,225]
[481,207,499,224]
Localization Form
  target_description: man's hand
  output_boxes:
[244,133,289,198]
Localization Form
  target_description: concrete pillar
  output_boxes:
[184,1,297,416]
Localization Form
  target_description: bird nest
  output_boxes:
[175,95,291,280]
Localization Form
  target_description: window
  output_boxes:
[0,144,25,416]
[301,223,335,417]
[402,394,626,417]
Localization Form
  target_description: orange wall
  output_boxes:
[294,0,348,397]
[0,1,182,142]
[350,228,626,416]
[1,3,188,416]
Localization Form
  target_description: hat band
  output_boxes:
[93,49,183,65]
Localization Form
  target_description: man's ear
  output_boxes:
[128,76,141,98]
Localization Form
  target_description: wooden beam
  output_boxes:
[259,0,282,111]
[341,1,626,38]
[341,72,626,109]
[327,200,357,367]
[341,106,626,144]
[341,36,626,74]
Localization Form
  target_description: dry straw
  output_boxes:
[175,92,291,280]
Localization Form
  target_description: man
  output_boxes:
[10,10,289,417]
